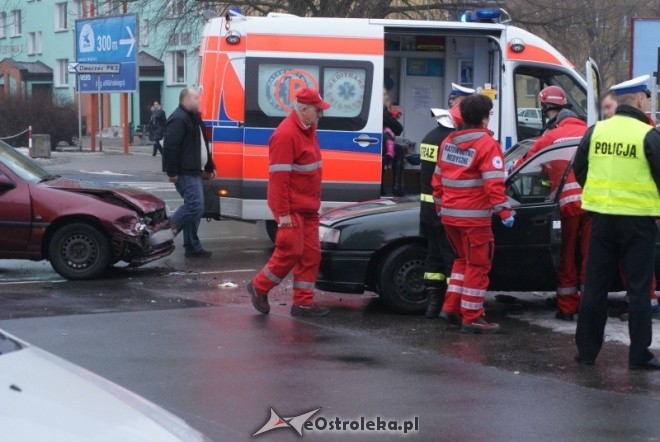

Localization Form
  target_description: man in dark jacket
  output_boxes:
[163,88,216,258]
[149,101,166,156]
[420,108,456,319]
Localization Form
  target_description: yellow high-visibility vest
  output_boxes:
[582,115,660,215]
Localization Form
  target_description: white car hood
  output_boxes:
[0,333,206,442]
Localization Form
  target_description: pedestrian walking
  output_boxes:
[432,94,514,333]
[163,88,215,259]
[248,88,330,317]
[149,101,166,157]
[573,75,660,370]
[515,86,590,321]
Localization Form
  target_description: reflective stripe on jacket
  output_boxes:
[267,111,323,217]
[432,128,511,227]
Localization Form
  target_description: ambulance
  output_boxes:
[198,8,601,235]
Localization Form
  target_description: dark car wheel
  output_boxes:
[266,220,278,243]
[378,243,428,314]
[69,135,79,146]
[48,223,111,280]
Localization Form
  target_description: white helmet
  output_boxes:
[430,108,456,129]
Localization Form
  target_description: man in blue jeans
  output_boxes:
[163,88,216,258]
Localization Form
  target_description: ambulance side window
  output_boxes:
[513,66,588,142]
[245,58,373,131]
[322,67,367,119]
[256,63,321,118]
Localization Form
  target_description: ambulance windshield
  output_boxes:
[513,67,587,142]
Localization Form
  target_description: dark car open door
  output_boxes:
[490,143,579,291]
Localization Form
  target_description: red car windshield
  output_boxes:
[0,141,53,183]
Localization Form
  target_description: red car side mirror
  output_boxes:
[0,174,16,191]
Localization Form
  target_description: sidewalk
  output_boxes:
[55,135,156,156]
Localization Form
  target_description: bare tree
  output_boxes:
[500,0,654,85]
[127,0,653,86]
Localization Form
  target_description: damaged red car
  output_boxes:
[0,141,174,280]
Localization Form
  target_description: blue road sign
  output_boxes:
[75,14,138,93]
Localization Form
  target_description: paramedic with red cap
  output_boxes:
[433,94,514,334]
[248,88,330,317]
[516,85,590,321]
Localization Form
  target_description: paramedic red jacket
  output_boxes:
[267,110,322,218]
[515,109,587,217]
[432,128,512,227]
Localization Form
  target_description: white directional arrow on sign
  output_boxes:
[119,26,135,57]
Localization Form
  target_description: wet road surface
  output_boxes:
[1,149,659,440]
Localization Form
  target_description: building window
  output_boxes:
[73,0,85,19]
[169,51,186,85]
[36,31,42,54]
[180,32,191,45]
[0,13,6,39]
[55,59,69,87]
[28,31,43,55]
[168,0,185,17]
[55,3,67,30]
[11,10,21,37]
[27,32,35,55]
[106,0,122,15]
[140,19,149,46]
[525,78,539,98]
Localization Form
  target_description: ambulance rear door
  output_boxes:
[242,17,384,221]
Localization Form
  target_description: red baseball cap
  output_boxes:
[296,88,331,110]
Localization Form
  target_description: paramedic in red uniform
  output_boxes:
[432,94,514,334]
[248,88,330,317]
[515,86,590,321]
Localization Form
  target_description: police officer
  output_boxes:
[573,75,660,370]
[421,84,474,319]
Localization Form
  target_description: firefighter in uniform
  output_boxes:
[248,88,330,317]
[573,75,660,369]
[421,83,474,319]
[516,86,590,321]
[433,94,514,334]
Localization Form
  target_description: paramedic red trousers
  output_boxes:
[442,225,494,324]
[252,212,320,306]
[557,214,591,315]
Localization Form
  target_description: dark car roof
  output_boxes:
[321,139,581,226]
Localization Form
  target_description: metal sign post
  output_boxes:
[68,62,122,151]
[97,74,102,152]
[77,74,82,150]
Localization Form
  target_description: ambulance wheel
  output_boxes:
[378,243,427,315]
[266,220,278,243]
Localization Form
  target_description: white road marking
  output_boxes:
[108,181,175,192]
[79,170,133,176]
[0,279,66,285]
[168,269,255,276]
[198,269,256,275]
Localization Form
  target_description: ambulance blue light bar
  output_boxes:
[459,8,502,23]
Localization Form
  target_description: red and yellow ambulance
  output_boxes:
[198,8,600,232]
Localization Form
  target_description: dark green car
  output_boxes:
[316,140,660,314]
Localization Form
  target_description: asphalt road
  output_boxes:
[1,146,659,441]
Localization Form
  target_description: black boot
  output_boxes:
[424,286,445,319]
[392,153,405,197]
